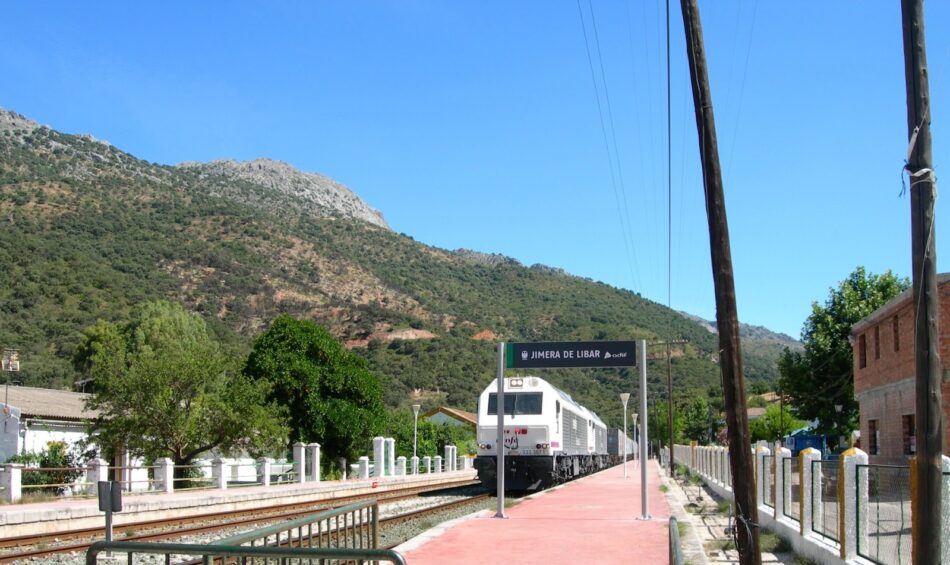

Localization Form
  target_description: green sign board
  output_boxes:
[505,340,637,369]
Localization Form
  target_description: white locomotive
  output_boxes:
[474,375,628,490]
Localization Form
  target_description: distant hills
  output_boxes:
[0,108,798,428]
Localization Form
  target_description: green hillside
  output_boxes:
[0,110,791,428]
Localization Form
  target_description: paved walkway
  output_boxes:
[396,460,672,564]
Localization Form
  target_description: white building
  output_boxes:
[0,385,95,462]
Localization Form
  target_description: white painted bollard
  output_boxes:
[411,456,419,475]
[396,456,406,476]
[385,438,396,477]
[258,457,273,487]
[293,442,307,483]
[155,458,175,493]
[212,458,229,490]
[773,442,790,520]
[308,443,321,482]
[1,464,22,503]
[86,458,109,495]
[373,437,385,478]
[422,456,431,474]
[839,447,868,561]
[799,448,821,537]
[358,456,370,479]
[434,455,443,473]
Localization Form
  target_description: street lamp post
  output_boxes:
[620,393,630,478]
[632,412,638,464]
[412,404,421,459]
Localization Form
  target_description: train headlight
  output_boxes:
[536,443,549,449]
[479,443,492,450]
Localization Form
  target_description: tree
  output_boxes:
[76,301,288,468]
[243,315,386,464]
[748,403,805,443]
[778,267,908,440]
[681,394,710,444]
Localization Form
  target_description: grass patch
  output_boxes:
[717,500,732,515]
[760,530,792,553]
[503,497,521,508]
[685,502,701,513]
[659,484,669,493]
[793,557,818,565]
[677,520,689,539]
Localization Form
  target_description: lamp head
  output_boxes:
[620,393,630,406]
[412,404,421,417]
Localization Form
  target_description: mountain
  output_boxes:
[0,108,788,428]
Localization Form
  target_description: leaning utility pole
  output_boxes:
[901,1,941,563]
[679,1,760,563]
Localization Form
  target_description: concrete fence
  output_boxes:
[0,439,467,503]
[664,442,950,565]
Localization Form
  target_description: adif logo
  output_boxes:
[521,350,529,361]
[605,352,612,359]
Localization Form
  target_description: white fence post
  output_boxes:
[396,456,406,476]
[755,445,770,510]
[258,457,273,487]
[1,464,22,503]
[154,458,174,493]
[385,438,396,477]
[444,445,453,472]
[422,456,431,474]
[85,458,109,495]
[799,448,821,537]
[357,456,370,479]
[373,437,385,478]
[293,442,306,483]
[212,458,228,490]
[411,456,419,475]
[434,455,443,473]
[839,447,868,561]
[308,443,321,482]
[774,442,790,521]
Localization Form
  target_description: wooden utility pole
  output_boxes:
[901,1,941,563]
[679,1,760,563]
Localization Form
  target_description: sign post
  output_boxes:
[493,340,639,518]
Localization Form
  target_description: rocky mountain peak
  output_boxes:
[178,158,388,229]
[0,108,40,133]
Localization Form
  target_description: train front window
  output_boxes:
[486,392,543,415]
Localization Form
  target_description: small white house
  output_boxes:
[0,385,94,462]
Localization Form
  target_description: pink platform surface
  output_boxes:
[397,460,672,565]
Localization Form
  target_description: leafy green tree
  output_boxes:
[5,441,82,495]
[243,315,386,463]
[681,395,710,444]
[76,301,288,468]
[778,267,908,439]
[749,403,806,443]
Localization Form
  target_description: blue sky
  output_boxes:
[2,2,948,339]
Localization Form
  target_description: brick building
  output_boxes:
[852,273,950,465]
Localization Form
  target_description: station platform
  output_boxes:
[396,460,672,565]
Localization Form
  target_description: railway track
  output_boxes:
[0,480,483,563]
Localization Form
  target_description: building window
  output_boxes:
[902,414,916,455]
[893,316,900,352]
[858,334,867,369]
[868,419,879,455]
[874,326,880,360]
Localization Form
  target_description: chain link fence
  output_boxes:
[783,456,800,522]
[857,464,912,564]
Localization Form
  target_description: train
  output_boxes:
[473,376,636,491]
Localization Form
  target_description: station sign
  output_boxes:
[505,340,637,369]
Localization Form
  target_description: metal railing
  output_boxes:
[669,516,684,565]
[86,541,406,564]
[856,464,912,565]
[811,459,839,543]
[211,499,380,554]
[782,456,800,522]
